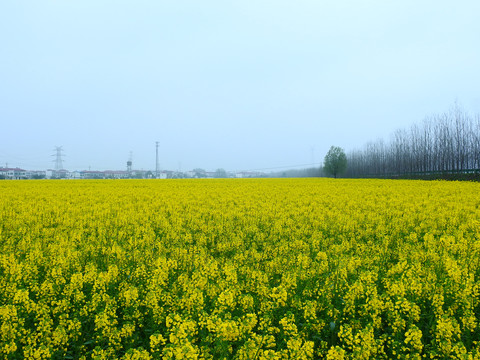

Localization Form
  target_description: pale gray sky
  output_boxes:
[1,1,479,172]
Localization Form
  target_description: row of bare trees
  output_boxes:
[345,106,480,178]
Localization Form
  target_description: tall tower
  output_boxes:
[52,146,64,170]
[155,141,159,178]
[127,152,132,173]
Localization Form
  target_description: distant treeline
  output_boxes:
[269,167,323,178]
[345,105,480,180]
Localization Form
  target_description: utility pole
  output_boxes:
[156,141,159,178]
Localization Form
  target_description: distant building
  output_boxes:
[0,167,27,179]
[103,170,129,179]
[46,169,69,179]
[235,171,264,178]
[80,170,104,179]
[0,166,206,180]
[70,171,82,179]
[157,170,168,179]
[25,170,46,179]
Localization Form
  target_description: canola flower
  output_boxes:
[0,178,480,359]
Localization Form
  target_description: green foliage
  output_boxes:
[214,168,227,178]
[193,168,206,178]
[323,146,347,178]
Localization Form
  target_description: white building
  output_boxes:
[235,171,264,178]
[46,169,70,179]
[104,170,129,179]
[0,167,27,179]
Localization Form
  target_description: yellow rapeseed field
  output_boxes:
[1,178,479,359]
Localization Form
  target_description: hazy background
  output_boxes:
[1,1,479,172]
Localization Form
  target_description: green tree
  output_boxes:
[193,168,206,178]
[214,168,227,178]
[323,146,347,178]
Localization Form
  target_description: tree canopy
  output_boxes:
[214,168,227,178]
[324,146,347,178]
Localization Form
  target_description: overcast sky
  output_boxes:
[1,1,479,172]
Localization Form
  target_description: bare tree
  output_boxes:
[346,105,480,179]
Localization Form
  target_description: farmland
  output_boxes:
[1,179,480,359]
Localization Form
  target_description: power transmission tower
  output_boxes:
[52,146,64,170]
[156,141,159,178]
